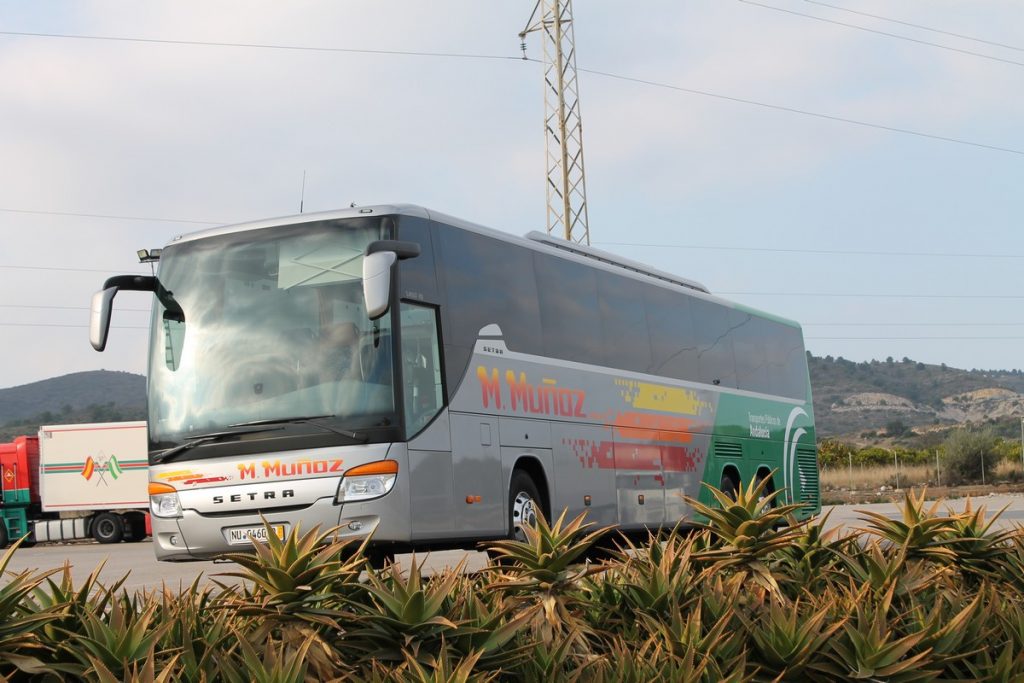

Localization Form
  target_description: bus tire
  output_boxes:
[755,470,776,508]
[720,471,740,501]
[366,547,395,570]
[0,520,8,549]
[507,470,542,543]
[92,513,124,544]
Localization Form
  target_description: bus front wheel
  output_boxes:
[508,471,542,543]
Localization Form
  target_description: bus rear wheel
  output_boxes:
[755,471,776,508]
[720,471,740,501]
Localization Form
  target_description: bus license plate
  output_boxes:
[226,524,286,545]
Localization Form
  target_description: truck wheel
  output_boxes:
[92,513,124,544]
[0,521,8,549]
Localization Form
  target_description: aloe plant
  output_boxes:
[840,540,945,599]
[858,489,960,564]
[154,579,244,683]
[342,557,466,664]
[773,511,852,596]
[818,586,938,682]
[685,473,806,596]
[605,531,702,622]
[639,603,748,682]
[739,599,844,681]
[484,509,608,643]
[0,555,62,678]
[898,589,990,676]
[577,634,749,683]
[217,520,366,622]
[217,631,313,683]
[63,593,173,680]
[941,498,1014,582]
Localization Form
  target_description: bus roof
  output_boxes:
[166,203,800,330]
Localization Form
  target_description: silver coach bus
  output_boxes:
[91,205,818,562]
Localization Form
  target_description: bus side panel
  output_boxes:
[613,434,666,527]
[549,422,616,526]
[663,430,710,524]
[704,393,819,517]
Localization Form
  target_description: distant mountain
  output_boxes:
[3,358,1022,444]
[0,371,146,427]
[809,356,1024,438]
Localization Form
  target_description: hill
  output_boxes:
[809,355,1024,438]
[0,371,146,440]
[2,357,1022,444]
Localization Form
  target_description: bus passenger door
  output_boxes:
[613,433,667,528]
[450,413,505,536]
[407,412,455,540]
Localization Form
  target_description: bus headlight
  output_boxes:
[336,460,398,503]
[149,482,183,519]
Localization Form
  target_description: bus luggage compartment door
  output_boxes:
[449,414,505,536]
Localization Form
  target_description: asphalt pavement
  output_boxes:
[4,494,1022,592]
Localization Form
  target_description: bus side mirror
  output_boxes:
[89,275,159,351]
[363,240,421,320]
[363,251,397,320]
[90,287,117,351]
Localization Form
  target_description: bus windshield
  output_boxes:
[147,217,396,446]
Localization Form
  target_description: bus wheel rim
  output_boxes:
[512,491,536,542]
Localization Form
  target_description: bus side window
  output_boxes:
[400,302,444,437]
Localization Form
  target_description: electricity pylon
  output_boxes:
[520,0,591,245]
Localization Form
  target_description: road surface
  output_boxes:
[4,494,1022,592]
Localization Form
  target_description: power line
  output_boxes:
[805,322,1024,327]
[802,0,1024,54]
[0,304,150,312]
[0,264,146,274]
[725,292,1024,299]
[597,242,1024,260]
[2,30,1022,156]
[0,30,525,62]
[738,0,1024,69]
[807,335,1024,340]
[0,207,221,225]
[0,322,147,329]
[574,66,1024,156]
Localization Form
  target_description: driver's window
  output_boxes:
[400,302,444,436]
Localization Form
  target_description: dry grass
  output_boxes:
[823,458,1024,491]
[821,463,935,491]
[993,458,1024,482]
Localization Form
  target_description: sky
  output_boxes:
[1,0,1022,390]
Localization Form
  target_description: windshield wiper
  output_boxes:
[228,415,368,443]
[152,426,283,465]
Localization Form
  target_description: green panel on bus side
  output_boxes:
[698,392,819,520]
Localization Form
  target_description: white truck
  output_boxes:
[0,421,150,546]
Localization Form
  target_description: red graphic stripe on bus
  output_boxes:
[567,439,703,474]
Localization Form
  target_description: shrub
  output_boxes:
[941,427,999,485]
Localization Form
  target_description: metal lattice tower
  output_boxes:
[520,0,591,245]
